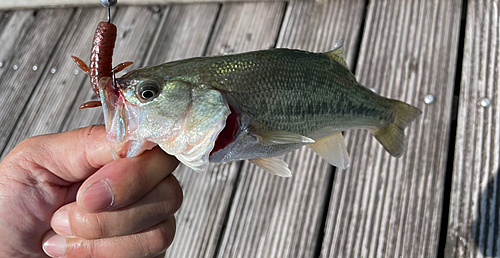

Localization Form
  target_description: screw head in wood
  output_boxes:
[424,94,435,104]
[0,61,3,68]
[74,69,79,75]
[13,64,19,70]
[50,67,57,74]
[32,65,38,71]
[480,98,491,107]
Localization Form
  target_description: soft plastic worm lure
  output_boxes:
[72,0,133,109]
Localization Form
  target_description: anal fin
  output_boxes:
[250,156,292,177]
[308,132,350,169]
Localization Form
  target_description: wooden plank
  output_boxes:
[62,6,164,132]
[0,10,34,90]
[215,1,366,258]
[445,0,500,257]
[204,1,284,55]
[319,1,462,257]
[0,8,107,158]
[0,0,290,11]
[0,9,73,155]
[164,3,286,257]
[143,3,220,65]
[166,163,241,258]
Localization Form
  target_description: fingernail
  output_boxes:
[42,233,66,257]
[79,180,114,211]
[51,210,72,236]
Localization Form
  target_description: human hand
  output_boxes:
[0,125,182,258]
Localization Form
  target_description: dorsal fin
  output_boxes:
[324,39,349,69]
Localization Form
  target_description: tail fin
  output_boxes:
[372,100,422,157]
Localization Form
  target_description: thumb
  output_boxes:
[8,125,114,183]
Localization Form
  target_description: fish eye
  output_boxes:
[137,81,160,101]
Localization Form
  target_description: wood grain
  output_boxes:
[0,0,289,11]
[320,0,462,257]
[204,1,285,55]
[445,0,500,257]
[215,1,365,258]
[1,8,108,158]
[164,3,286,257]
[0,11,34,93]
[0,9,72,156]
[143,3,220,65]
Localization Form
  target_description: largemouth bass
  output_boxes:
[98,41,422,176]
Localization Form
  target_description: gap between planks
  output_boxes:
[445,0,500,257]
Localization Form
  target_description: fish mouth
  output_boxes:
[99,77,157,159]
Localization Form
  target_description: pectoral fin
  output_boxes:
[308,132,350,169]
[258,131,315,145]
[250,156,292,177]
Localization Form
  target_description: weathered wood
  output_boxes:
[0,8,107,158]
[215,1,365,258]
[0,0,290,11]
[445,0,500,257]
[62,6,164,132]
[320,0,462,257]
[143,4,220,65]
[164,3,286,257]
[0,9,72,156]
[204,2,284,55]
[0,11,34,90]
[166,163,241,258]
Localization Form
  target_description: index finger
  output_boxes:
[10,125,114,182]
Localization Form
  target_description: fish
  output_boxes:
[98,41,422,177]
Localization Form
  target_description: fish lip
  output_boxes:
[100,76,148,158]
[110,139,158,159]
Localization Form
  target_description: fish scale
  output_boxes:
[101,44,422,175]
[197,49,392,135]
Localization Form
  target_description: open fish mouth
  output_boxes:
[99,77,157,159]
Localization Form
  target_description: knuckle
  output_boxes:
[14,136,44,160]
[87,240,100,258]
[77,125,99,148]
[165,175,183,214]
[144,220,176,256]
[65,238,100,258]
[9,136,50,172]
[77,125,106,169]
[73,212,109,239]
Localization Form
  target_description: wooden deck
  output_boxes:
[0,0,498,257]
